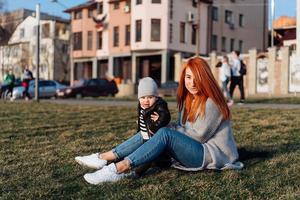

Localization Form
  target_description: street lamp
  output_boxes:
[35,3,40,102]
[271,0,275,47]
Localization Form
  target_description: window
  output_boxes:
[55,27,59,37]
[136,0,142,5]
[239,14,244,27]
[74,11,82,19]
[211,35,217,50]
[97,2,103,14]
[73,32,82,50]
[62,44,68,53]
[20,28,25,38]
[42,23,50,38]
[151,19,161,41]
[169,23,173,43]
[152,0,161,3]
[191,24,197,45]
[87,79,98,86]
[125,0,131,12]
[43,81,56,87]
[230,38,235,51]
[225,10,233,24]
[192,0,197,7]
[212,7,218,21]
[113,2,120,9]
[113,26,119,47]
[221,37,226,52]
[88,9,93,18]
[135,20,142,42]
[239,40,243,52]
[87,31,93,50]
[97,31,102,49]
[180,22,185,43]
[125,25,130,45]
[169,0,173,19]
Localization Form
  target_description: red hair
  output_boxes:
[177,57,230,123]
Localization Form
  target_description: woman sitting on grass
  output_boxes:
[76,57,243,184]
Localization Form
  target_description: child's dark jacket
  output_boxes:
[137,97,171,134]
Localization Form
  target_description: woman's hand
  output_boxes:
[151,112,159,122]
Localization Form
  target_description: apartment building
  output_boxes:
[65,0,211,84]
[0,9,69,45]
[0,15,70,82]
[108,0,131,83]
[131,0,211,84]
[211,0,268,54]
[65,0,108,82]
[66,0,268,86]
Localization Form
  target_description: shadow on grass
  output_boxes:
[238,148,273,162]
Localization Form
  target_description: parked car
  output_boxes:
[12,80,67,99]
[56,78,118,98]
[157,81,178,97]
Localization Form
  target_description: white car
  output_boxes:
[12,80,67,99]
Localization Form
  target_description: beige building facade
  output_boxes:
[0,15,70,82]
[211,0,268,54]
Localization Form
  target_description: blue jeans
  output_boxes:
[222,78,231,100]
[112,127,204,168]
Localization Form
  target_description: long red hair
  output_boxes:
[177,57,230,123]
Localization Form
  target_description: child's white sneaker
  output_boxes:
[75,153,107,169]
[83,163,126,184]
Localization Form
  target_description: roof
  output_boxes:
[273,16,296,29]
[64,0,97,13]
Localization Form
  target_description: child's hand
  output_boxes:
[151,112,159,122]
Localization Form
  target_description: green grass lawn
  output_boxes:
[102,96,300,104]
[1,102,299,199]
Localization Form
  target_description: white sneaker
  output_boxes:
[227,100,234,107]
[75,153,107,169]
[84,163,126,184]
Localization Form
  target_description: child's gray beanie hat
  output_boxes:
[138,77,158,99]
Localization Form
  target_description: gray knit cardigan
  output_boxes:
[171,98,243,171]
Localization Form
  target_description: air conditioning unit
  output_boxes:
[186,11,195,22]
[124,5,130,13]
[229,23,235,30]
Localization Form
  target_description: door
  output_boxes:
[43,81,57,97]
[84,79,99,97]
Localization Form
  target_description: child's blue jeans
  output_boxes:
[112,127,204,168]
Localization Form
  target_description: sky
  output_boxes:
[1,0,297,20]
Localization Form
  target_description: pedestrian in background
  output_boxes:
[22,66,33,100]
[3,69,15,99]
[219,56,233,106]
[229,50,245,104]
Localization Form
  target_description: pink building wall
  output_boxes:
[72,9,97,58]
[108,1,131,54]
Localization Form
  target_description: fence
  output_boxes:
[203,47,300,98]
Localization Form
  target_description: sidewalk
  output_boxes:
[40,99,300,109]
